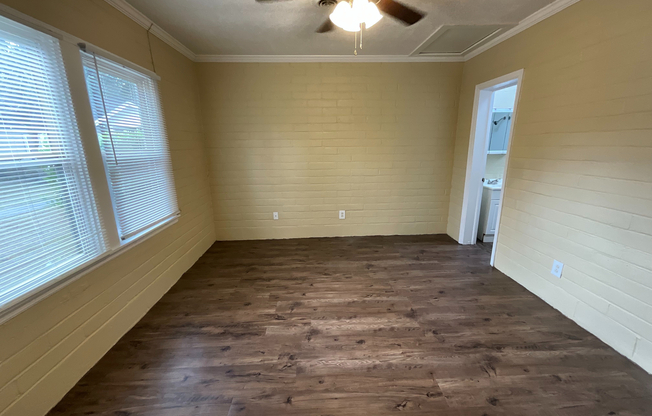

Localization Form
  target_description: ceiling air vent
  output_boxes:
[411,24,516,57]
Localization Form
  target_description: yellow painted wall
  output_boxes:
[198,62,463,240]
[447,0,652,372]
[0,1,215,415]
[1,1,652,415]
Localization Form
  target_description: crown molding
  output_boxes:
[195,54,465,63]
[463,0,581,60]
[104,0,197,61]
[105,0,580,64]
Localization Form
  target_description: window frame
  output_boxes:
[79,49,180,242]
[0,6,180,324]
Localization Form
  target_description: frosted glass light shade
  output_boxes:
[351,0,368,23]
[329,1,361,32]
[364,2,383,28]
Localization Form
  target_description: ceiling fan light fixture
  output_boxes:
[330,0,383,32]
[329,1,361,32]
[351,0,368,22]
[364,1,383,28]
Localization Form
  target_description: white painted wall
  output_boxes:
[493,85,517,110]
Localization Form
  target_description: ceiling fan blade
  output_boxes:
[376,0,424,25]
[316,18,335,33]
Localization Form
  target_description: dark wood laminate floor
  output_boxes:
[476,240,493,254]
[49,235,652,416]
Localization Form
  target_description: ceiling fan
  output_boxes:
[255,0,425,33]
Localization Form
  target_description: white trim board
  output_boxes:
[457,69,524,267]
[103,0,197,61]
[195,55,465,63]
[464,0,581,60]
[104,0,581,63]
[0,3,159,79]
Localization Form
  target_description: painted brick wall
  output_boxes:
[198,62,463,240]
[0,1,215,415]
[447,0,652,372]
[1,2,651,416]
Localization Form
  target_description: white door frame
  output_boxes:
[458,69,524,266]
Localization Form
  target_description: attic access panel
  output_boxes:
[411,24,515,57]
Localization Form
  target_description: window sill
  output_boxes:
[0,214,179,325]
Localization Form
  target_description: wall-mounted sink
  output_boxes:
[483,179,502,190]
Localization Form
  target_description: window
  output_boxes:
[0,13,179,316]
[0,17,106,308]
[81,52,178,241]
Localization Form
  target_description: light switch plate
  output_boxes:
[273,212,279,220]
[551,260,563,278]
[339,210,345,220]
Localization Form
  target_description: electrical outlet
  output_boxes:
[339,210,345,220]
[551,260,563,278]
[273,212,279,220]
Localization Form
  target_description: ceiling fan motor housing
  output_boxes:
[318,0,338,7]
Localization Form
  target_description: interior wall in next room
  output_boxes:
[447,0,652,373]
[0,1,215,415]
[198,62,463,240]
[485,154,506,179]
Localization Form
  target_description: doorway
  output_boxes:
[458,70,523,266]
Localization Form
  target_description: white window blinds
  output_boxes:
[0,17,107,308]
[80,52,178,240]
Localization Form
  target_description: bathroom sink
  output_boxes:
[483,179,502,190]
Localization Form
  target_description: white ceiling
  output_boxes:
[124,0,555,56]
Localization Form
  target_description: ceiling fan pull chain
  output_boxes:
[354,30,358,55]
[360,24,363,49]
